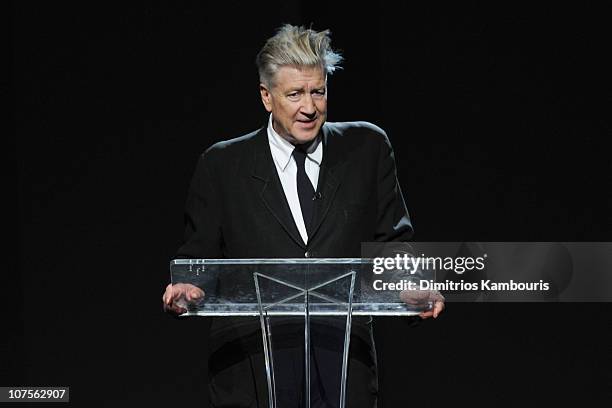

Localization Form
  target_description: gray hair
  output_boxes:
[256,24,343,89]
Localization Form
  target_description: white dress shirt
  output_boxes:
[267,114,323,245]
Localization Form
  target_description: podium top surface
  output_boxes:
[170,258,432,317]
[172,258,369,265]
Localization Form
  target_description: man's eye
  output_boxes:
[312,90,326,97]
[287,92,300,99]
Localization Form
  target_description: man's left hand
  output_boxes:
[400,290,445,319]
[418,297,445,319]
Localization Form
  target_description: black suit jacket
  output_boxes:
[177,121,412,259]
[176,121,413,407]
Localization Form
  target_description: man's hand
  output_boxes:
[399,290,445,319]
[418,297,445,319]
[162,283,205,315]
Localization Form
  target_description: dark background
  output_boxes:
[11,1,612,406]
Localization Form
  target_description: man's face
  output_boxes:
[260,66,327,145]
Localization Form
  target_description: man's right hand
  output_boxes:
[162,283,205,315]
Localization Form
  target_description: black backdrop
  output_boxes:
[11,1,612,406]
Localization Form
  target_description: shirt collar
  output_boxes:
[267,114,323,171]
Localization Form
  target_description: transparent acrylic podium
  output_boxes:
[170,258,432,408]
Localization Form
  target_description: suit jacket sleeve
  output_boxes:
[373,128,413,242]
[176,150,224,258]
[370,127,421,326]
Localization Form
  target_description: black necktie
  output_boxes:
[293,145,315,233]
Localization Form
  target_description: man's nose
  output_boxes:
[300,95,316,116]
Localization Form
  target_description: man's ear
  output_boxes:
[260,84,273,112]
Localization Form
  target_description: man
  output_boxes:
[163,24,444,407]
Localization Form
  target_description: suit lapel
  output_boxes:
[251,126,307,249]
[309,123,348,241]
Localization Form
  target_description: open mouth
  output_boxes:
[297,118,317,128]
